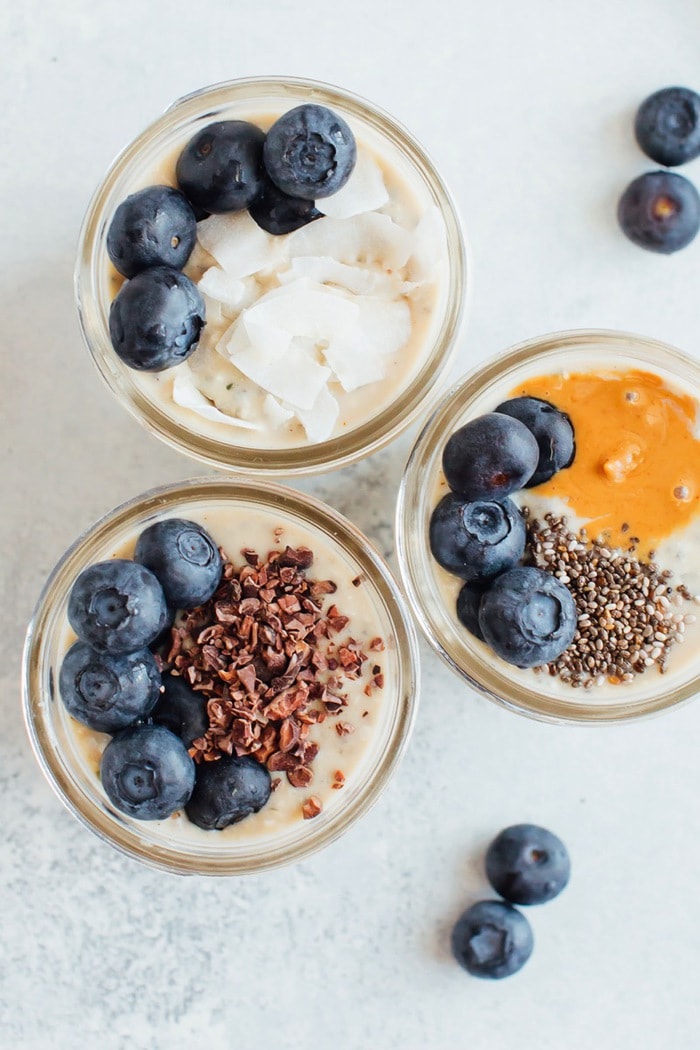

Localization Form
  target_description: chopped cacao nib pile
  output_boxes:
[157,545,383,792]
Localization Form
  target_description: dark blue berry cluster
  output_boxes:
[451,824,570,979]
[619,87,700,254]
[60,518,270,827]
[430,398,577,668]
[106,105,356,371]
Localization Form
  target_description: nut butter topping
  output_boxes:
[512,368,700,550]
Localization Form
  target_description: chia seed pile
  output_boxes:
[525,511,699,688]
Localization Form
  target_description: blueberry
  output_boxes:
[451,900,534,979]
[59,641,161,733]
[429,494,526,581]
[486,824,571,905]
[495,397,575,488]
[185,754,271,830]
[249,172,323,235]
[68,559,169,654]
[635,86,700,167]
[618,171,700,254]
[109,265,205,371]
[106,185,197,279]
[442,414,539,501]
[134,518,222,609]
[264,104,356,201]
[456,579,492,641]
[478,566,577,668]
[148,606,176,654]
[176,121,265,214]
[151,674,208,748]
[100,723,195,820]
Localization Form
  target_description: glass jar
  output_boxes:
[396,329,700,724]
[23,478,419,873]
[76,76,467,476]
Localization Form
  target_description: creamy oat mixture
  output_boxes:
[106,106,449,448]
[58,501,397,843]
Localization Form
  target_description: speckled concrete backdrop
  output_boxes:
[3,1,700,1047]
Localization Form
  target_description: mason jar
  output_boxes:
[23,477,419,873]
[76,77,467,476]
[397,329,700,724]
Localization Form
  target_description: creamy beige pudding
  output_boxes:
[56,501,398,845]
[429,350,700,702]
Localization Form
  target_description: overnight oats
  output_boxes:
[22,479,418,873]
[76,77,466,474]
[397,330,700,723]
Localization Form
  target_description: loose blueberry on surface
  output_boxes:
[176,120,265,214]
[185,754,272,830]
[68,559,169,654]
[249,172,323,235]
[495,397,575,487]
[151,673,209,749]
[106,185,197,279]
[263,104,357,201]
[635,86,700,167]
[59,641,161,733]
[617,171,700,254]
[486,824,571,905]
[442,413,539,501]
[109,265,205,372]
[456,579,492,641]
[100,724,195,820]
[451,900,534,979]
[429,494,526,581]
[478,566,577,667]
[134,518,222,609]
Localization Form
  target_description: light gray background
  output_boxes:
[3,1,700,1047]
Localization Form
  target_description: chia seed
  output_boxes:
[524,511,698,688]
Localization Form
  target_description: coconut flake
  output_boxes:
[226,328,330,411]
[290,385,340,443]
[354,296,412,356]
[319,151,389,220]
[172,370,262,430]
[197,211,284,278]
[201,294,223,328]
[322,338,386,392]
[242,279,359,341]
[407,205,447,281]
[288,213,413,270]
[319,296,411,392]
[263,394,295,428]
[277,256,418,298]
[198,267,259,312]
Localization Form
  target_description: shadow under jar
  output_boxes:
[76,77,467,476]
[396,329,700,724]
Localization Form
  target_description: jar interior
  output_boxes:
[398,331,700,723]
[24,479,419,872]
[77,78,466,475]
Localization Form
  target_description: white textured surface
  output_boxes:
[2,1,700,1047]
